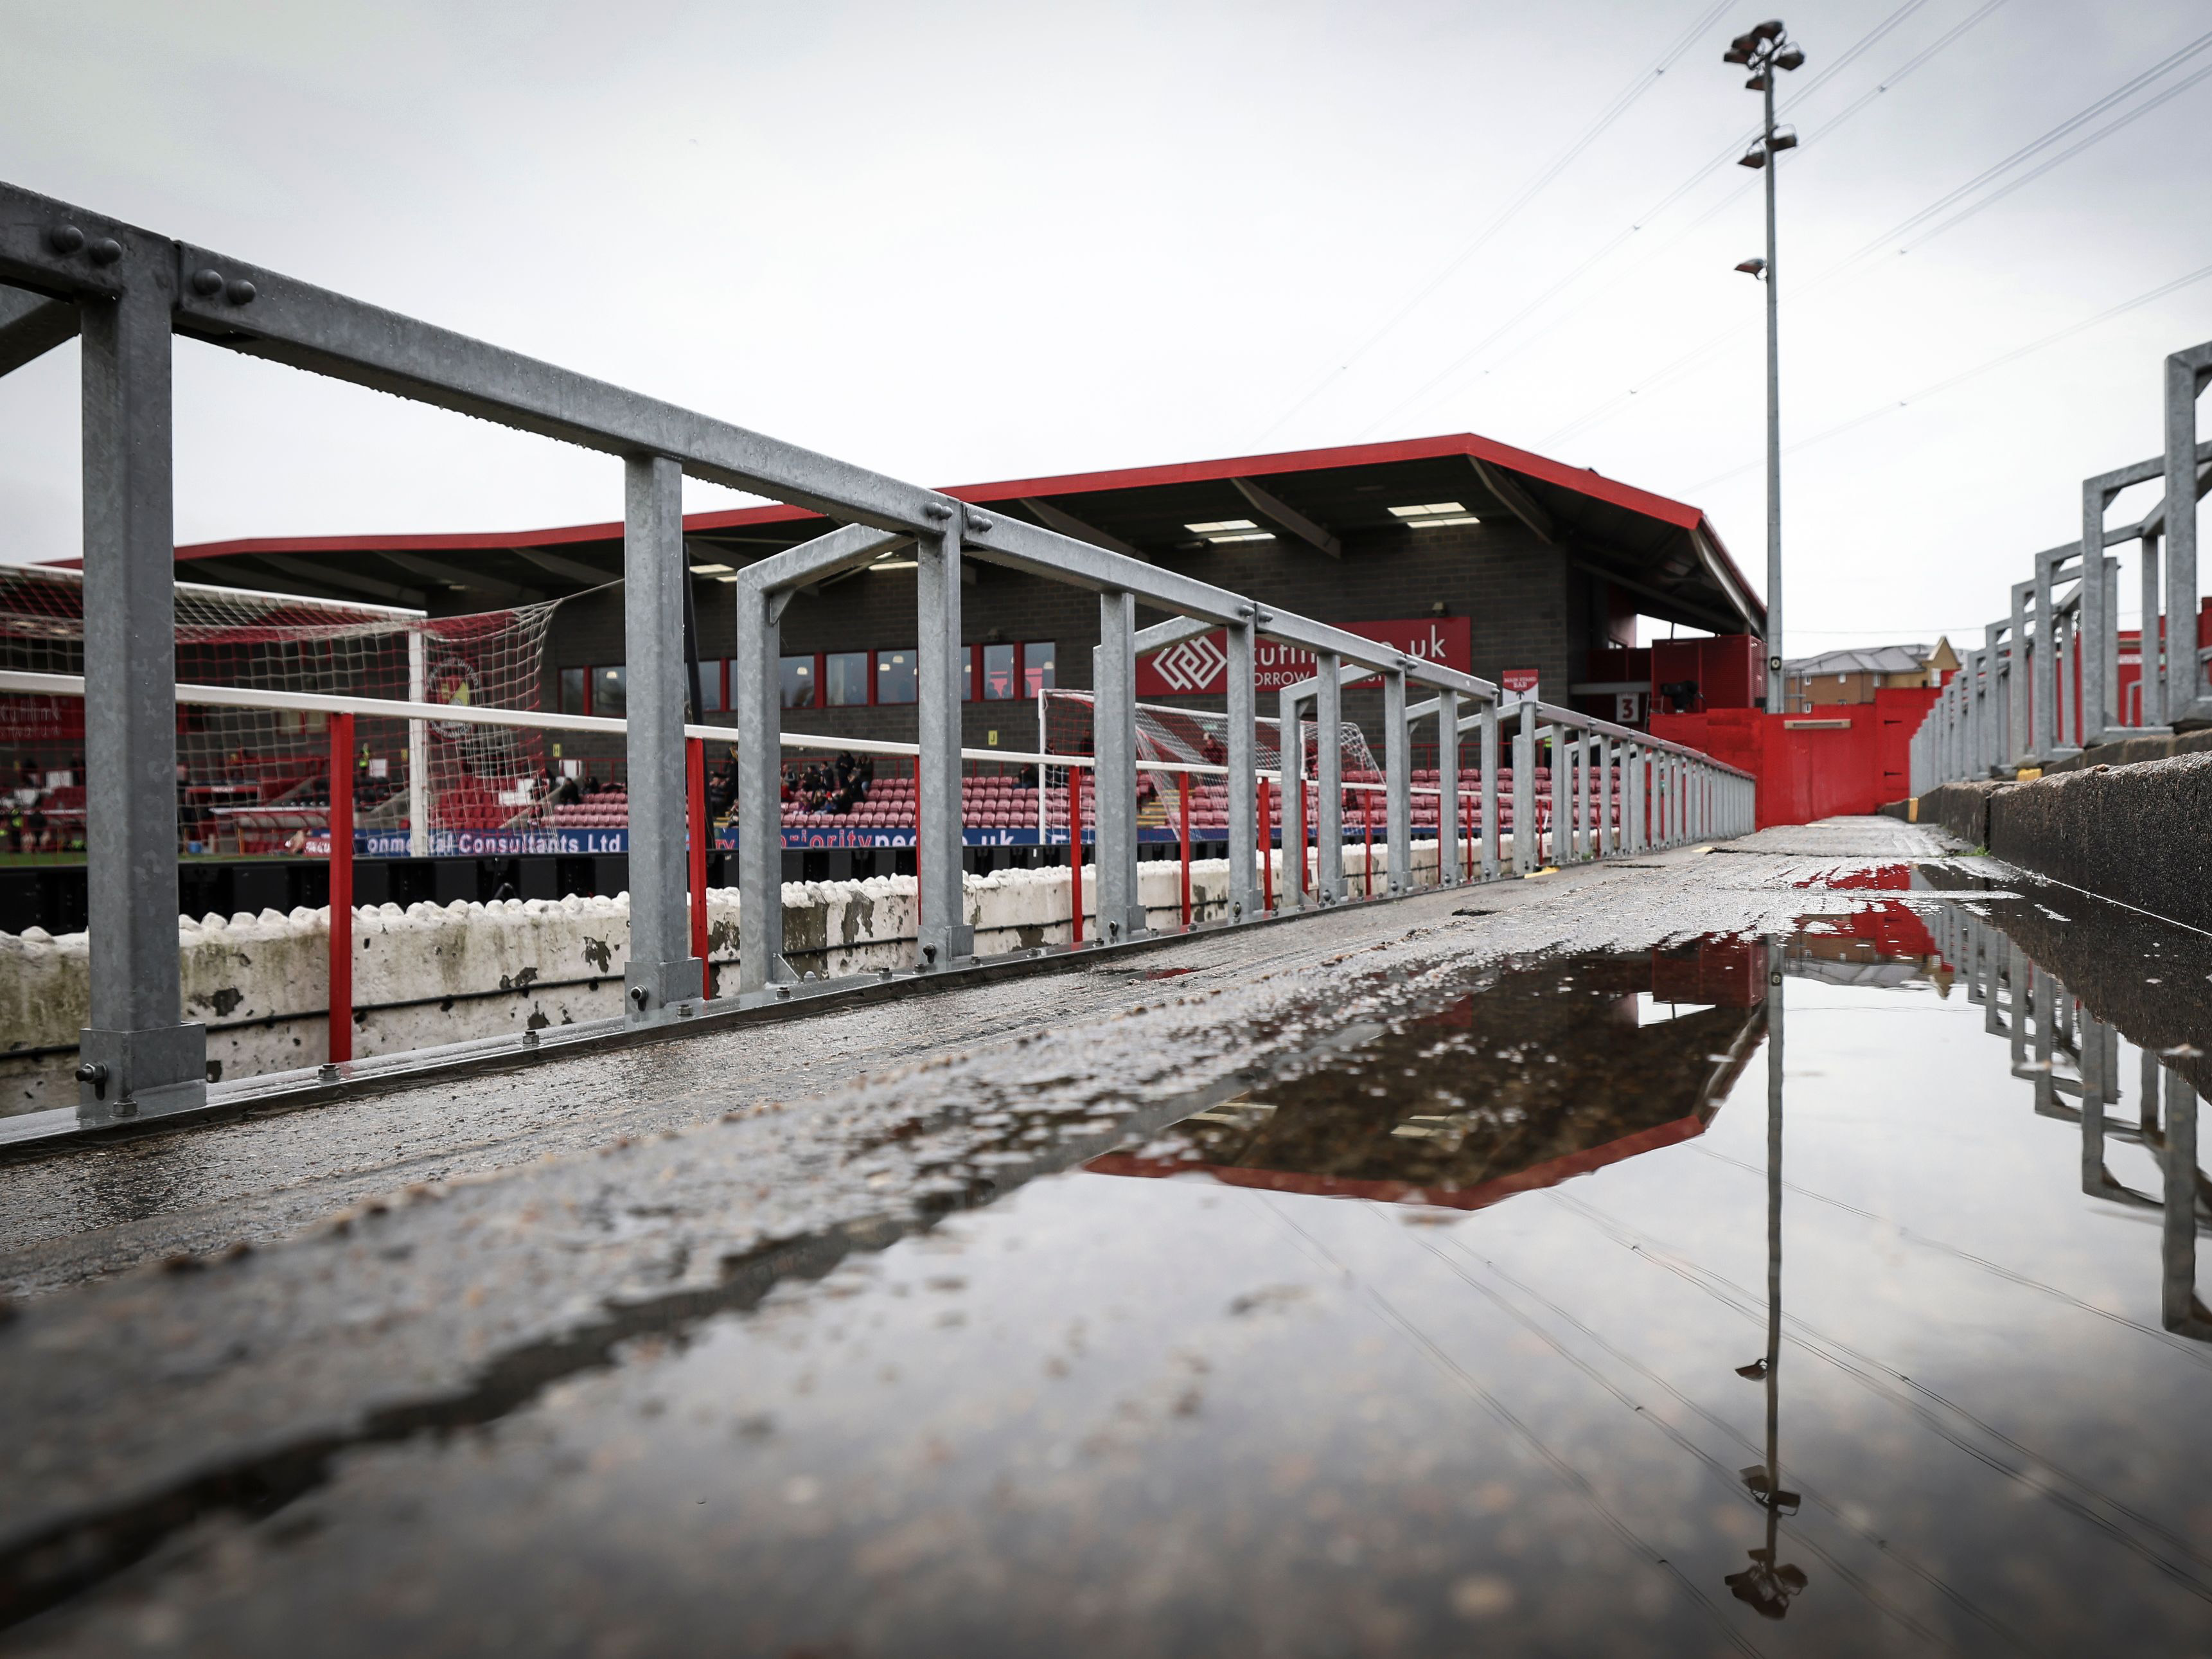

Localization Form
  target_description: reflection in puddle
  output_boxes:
[17,882,2212,1656]
[1090,943,1768,1212]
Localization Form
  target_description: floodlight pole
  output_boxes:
[1728,20,1800,711]
[1760,58,1783,713]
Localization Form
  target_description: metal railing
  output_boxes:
[1921,901,2211,1342]
[0,177,1754,1124]
[1911,335,2212,792]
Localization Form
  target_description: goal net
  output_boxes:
[0,565,559,856]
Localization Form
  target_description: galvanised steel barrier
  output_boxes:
[1920,901,2211,1341]
[1910,336,2212,792]
[0,179,1753,1125]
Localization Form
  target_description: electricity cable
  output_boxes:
[1253,0,1735,445]
[1539,28,2212,450]
[1361,0,2004,440]
[1682,256,2212,490]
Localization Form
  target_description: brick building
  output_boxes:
[168,434,1760,767]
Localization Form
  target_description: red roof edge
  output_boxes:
[149,434,1745,602]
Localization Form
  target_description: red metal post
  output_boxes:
[686,736,709,971]
[1178,771,1192,927]
[1068,765,1084,945]
[327,712,353,1066]
[1258,776,1273,913]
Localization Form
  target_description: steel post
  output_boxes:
[2009,582,2032,768]
[1226,619,1258,921]
[77,263,205,1122]
[1093,589,1144,944]
[2079,482,2109,747]
[622,455,702,1023]
[1512,706,1535,873]
[916,518,975,963]
[2165,349,2211,725]
[1626,744,1644,853]
[1547,726,1568,866]
[1479,702,1500,878]
[2161,1067,2210,1336]
[1316,653,1345,901]
[1383,669,1410,894]
[734,587,784,993]
[2141,532,2164,729]
[1277,683,1306,910]
[1437,689,1460,886]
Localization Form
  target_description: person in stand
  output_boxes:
[711,748,739,817]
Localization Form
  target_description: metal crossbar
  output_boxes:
[1909,349,2212,792]
[0,175,1755,1125]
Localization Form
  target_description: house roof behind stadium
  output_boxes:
[137,434,1763,637]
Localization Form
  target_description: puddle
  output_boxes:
[13,872,2212,1656]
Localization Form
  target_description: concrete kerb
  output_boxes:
[0,844,1649,1158]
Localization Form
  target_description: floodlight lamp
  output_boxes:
[1769,126,1798,151]
[1775,44,1805,69]
[1735,257,1767,276]
[1744,72,1770,91]
[1722,44,1750,64]
[1738,145,1767,168]
[1753,19,1783,40]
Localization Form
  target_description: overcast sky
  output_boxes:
[1,0,2206,653]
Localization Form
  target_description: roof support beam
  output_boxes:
[1468,457,1554,545]
[0,284,76,377]
[1020,497,1146,561]
[378,549,535,603]
[1568,554,1738,637]
[1230,477,1340,558]
[250,553,420,604]
[511,544,620,587]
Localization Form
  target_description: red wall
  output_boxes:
[1651,685,1937,828]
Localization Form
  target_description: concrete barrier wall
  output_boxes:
[1983,753,2212,935]
[2,837,1489,1110]
[1918,781,2009,849]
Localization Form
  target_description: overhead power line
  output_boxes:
[1681,256,2212,492]
[1358,0,2004,441]
[1251,0,1733,445]
[1537,26,2212,450]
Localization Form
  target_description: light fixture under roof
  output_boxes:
[870,558,919,571]
[1388,501,1480,526]
[1184,518,1275,544]
[688,562,734,575]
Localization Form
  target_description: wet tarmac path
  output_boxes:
[4,819,2210,1655]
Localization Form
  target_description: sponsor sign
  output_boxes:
[342,826,1093,856]
[1137,617,1471,697]
[1500,668,1541,707]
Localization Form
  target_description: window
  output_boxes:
[558,668,585,717]
[982,643,1016,700]
[594,666,626,718]
[694,660,725,713]
[876,648,917,705]
[779,655,817,710]
[826,651,869,707]
[1022,641,1056,695]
